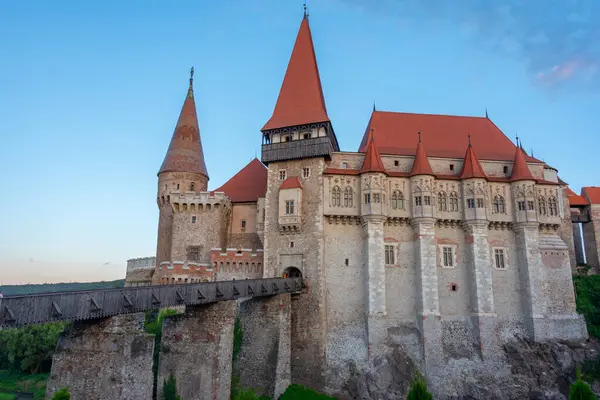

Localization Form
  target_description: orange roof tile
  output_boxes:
[410,136,434,176]
[261,17,329,131]
[216,158,267,203]
[358,111,541,163]
[360,130,386,174]
[459,143,487,179]
[159,74,208,178]
[583,187,600,205]
[280,176,302,190]
[510,147,535,181]
[567,187,590,206]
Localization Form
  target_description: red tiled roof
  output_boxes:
[323,168,360,175]
[358,111,541,162]
[410,138,434,176]
[159,76,208,177]
[261,17,329,131]
[280,176,302,189]
[567,187,589,206]
[459,144,487,179]
[215,158,267,203]
[510,147,535,181]
[360,131,386,174]
[583,187,600,205]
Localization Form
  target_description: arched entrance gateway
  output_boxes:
[282,267,302,278]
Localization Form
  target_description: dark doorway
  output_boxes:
[283,267,302,278]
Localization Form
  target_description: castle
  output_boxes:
[125,11,600,396]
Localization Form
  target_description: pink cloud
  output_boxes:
[536,59,598,85]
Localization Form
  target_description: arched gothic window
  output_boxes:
[449,192,459,212]
[344,187,353,207]
[492,195,506,214]
[332,186,342,207]
[548,196,558,216]
[391,190,404,210]
[438,192,448,212]
[538,196,547,216]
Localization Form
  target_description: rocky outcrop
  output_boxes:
[340,338,600,400]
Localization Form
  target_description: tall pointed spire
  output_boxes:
[510,146,534,182]
[158,69,208,179]
[360,127,386,174]
[459,139,487,179]
[261,16,330,131]
[410,132,434,176]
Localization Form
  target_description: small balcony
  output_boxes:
[279,215,301,234]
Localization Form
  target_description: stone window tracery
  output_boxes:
[391,190,404,210]
[415,196,422,206]
[438,192,448,212]
[364,193,371,204]
[279,170,287,181]
[492,195,506,214]
[467,198,475,209]
[538,196,547,215]
[424,196,431,205]
[332,186,341,207]
[548,196,558,216]
[518,200,526,211]
[373,193,381,203]
[285,200,295,215]
[344,187,354,207]
[384,244,396,265]
[476,198,485,208]
[527,200,535,211]
[450,192,459,212]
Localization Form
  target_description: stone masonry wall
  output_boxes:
[158,301,236,400]
[171,207,226,264]
[584,205,600,270]
[263,157,327,390]
[46,313,154,400]
[234,294,291,399]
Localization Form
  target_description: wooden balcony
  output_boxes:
[261,136,334,164]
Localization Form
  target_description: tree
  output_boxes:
[0,322,66,373]
[570,368,597,400]
[51,388,71,400]
[163,374,182,400]
[406,372,433,400]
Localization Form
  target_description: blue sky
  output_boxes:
[0,0,598,284]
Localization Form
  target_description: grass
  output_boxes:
[0,393,16,400]
[0,371,48,400]
[279,385,336,400]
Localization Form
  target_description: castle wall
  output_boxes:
[228,203,263,250]
[171,206,226,263]
[263,157,327,390]
[583,205,600,270]
[211,249,263,280]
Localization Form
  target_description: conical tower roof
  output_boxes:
[459,141,487,179]
[510,146,534,182]
[158,69,208,178]
[261,15,330,131]
[360,127,386,174]
[409,134,434,176]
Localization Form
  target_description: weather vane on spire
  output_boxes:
[468,133,471,146]
[190,66,194,84]
[303,2,309,19]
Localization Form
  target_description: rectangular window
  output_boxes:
[303,132,311,139]
[364,193,371,204]
[373,193,381,203]
[187,246,201,262]
[343,162,348,169]
[191,216,197,224]
[303,168,310,178]
[241,220,246,229]
[285,200,295,215]
[494,248,506,269]
[279,170,287,181]
[518,200,526,211]
[477,198,484,208]
[442,246,454,267]
[424,196,431,205]
[285,135,292,142]
[528,200,535,211]
[415,196,422,206]
[467,198,475,209]
[385,245,395,265]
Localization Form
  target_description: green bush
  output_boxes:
[162,374,181,400]
[573,275,600,339]
[279,384,335,400]
[0,323,66,373]
[406,372,432,400]
[570,368,597,400]
[51,387,71,400]
[0,393,16,400]
[145,309,178,399]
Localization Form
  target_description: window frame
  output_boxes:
[302,167,311,178]
[191,215,197,224]
[384,244,397,265]
[439,245,457,268]
[279,170,287,181]
[285,200,295,215]
[492,247,508,270]
[415,196,422,206]
[467,198,475,209]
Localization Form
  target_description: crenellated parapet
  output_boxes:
[157,260,213,284]
[210,248,264,280]
[168,191,232,215]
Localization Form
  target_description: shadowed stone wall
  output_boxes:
[234,294,291,399]
[46,313,154,400]
[158,301,236,400]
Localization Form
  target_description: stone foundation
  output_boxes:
[46,313,154,400]
[157,301,236,400]
[234,294,291,398]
